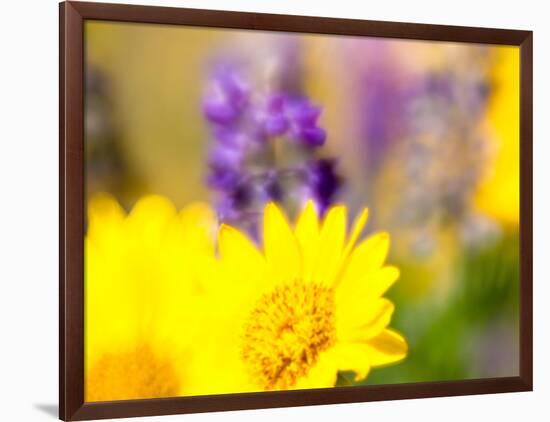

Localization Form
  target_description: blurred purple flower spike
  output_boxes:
[208,143,242,169]
[262,94,289,136]
[307,159,342,214]
[262,170,284,202]
[259,93,326,146]
[296,125,326,147]
[287,97,326,147]
[206,165,240,191]
[202,63,250,125]
[201,53,341,236]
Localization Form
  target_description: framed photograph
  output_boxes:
[59,1,533,420]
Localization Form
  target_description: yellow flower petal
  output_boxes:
[370,266,400,297]
[343,207,369,259]
[219,224,264,265]
[125,195,177,247]
[312,204,347,285]
[364,329,408,366]
[357,298,395,339]
[337,298,395,342]
[329,329,407,384]
[88,192,126,225]
[178,201,217,252]
[263,202,301,283]
[218,224,268,293]
[294,349,339,390]
[186,329,255,395]
[342,232,390,286]
[295,200,320,281]
[332,343,372,381]
[87,193,126,247]
[338,265,400,305]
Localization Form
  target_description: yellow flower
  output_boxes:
[190,201,407,394]
[475,46,520,225]
[85,194,216,402]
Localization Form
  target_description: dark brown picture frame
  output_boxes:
[59,1,533,420]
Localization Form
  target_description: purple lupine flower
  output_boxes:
[306,159,342,214]
[208,144,242,170]
[206,135,244,191]
[202,63,250,125]
[261,94,289,137]
[256,93,327,147]
[206,166,241,191]
[262,170,284,202]
[202,53,341,236]
[202,62,255,227]
[287,97,326,147]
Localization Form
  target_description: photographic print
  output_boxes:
[82,17,521,403]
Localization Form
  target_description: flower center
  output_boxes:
[241,280,336,390]
[86,343,180,402]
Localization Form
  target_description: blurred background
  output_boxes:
[85,20,520,385]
